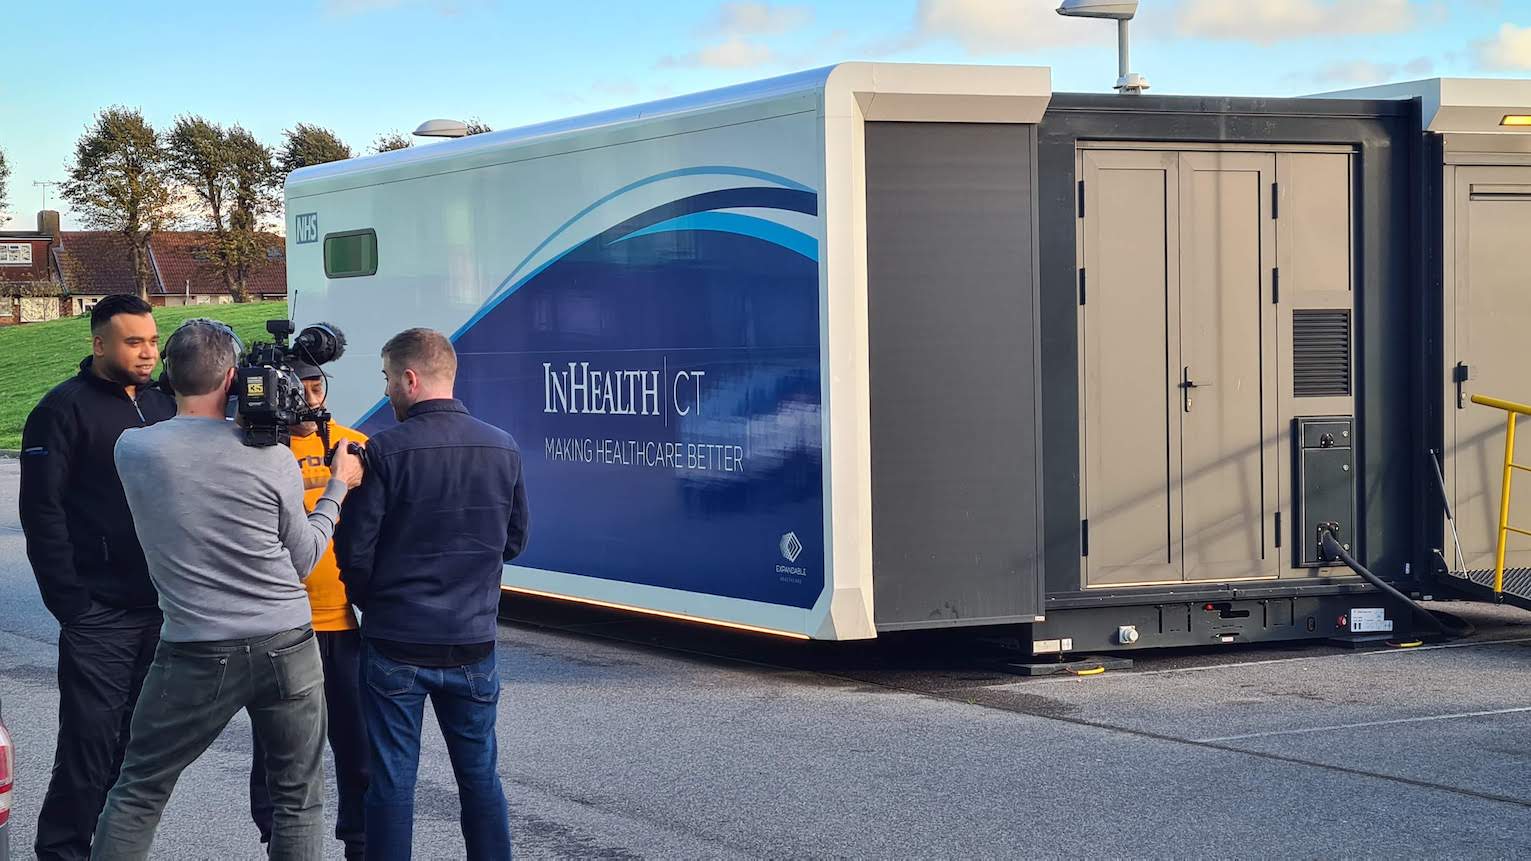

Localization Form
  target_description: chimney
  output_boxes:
[37,210,61,247]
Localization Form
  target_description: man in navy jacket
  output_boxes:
[19,295,176,861]
[335,328,528,860]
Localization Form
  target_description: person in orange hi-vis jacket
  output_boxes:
[248,359,370,860]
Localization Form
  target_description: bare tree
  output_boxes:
[63,108,176,301]
[0,145,11,225]
[463,118,493,135]
[372,131,413,153]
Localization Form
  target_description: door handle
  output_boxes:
[1454,362,1471,410]
[1180,366,1210,413]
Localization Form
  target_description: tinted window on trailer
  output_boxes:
[324,230,377,278]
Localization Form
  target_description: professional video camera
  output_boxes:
[235,319,349,451]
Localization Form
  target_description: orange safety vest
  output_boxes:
[289,421,368,631]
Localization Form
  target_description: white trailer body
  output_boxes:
[284,63,1053,640]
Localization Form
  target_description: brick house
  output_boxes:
[0,210,287,325]
[0,211,64,325]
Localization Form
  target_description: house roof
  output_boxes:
[56,232,139,296]
[149,232,287,297]
[55,230,287,296]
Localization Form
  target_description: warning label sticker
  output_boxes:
[1350,607,1393,633]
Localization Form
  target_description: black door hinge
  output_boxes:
[1272,182,1280,219]
[1077,180,1086,218]
[1078,268,1087,305]
[1081,519,1090,557]
[1272,267,1280,304]
[1275,512,1282,548]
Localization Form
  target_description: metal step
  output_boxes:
[1442,567,1531,610]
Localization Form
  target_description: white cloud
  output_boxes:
[1292,54,1433,88]
[1479,23,1531,70]
[886,0,1095,56]
[1313,61,1396,84]
[658,37,777,70]
[1177,0,1428,44]
[657,2,812,71]
[1306,56,1432,85]
[704,2,812,37]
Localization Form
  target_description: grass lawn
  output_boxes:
[0,301,288,450]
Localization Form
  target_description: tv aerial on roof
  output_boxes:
[1056,0,1150,94]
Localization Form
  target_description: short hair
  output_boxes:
[91,294,154,333]
[164,319,240,396]
[381,328,456,382]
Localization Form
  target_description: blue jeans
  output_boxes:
[359,640,510,860]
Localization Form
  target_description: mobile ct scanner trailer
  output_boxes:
[284,63,1530,653]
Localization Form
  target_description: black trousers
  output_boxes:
[250,627,370,858]
[34,603,161,861]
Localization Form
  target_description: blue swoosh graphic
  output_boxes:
[613,212,819,261]
[485,166,813,308]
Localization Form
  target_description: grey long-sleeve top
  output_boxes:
[114,416,347,642]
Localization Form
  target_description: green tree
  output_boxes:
[63,108,176,301]
[278,123,352,179]
[223,126,281,303]
[372,131,412,153]
[165,116,237,296]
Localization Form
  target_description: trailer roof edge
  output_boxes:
[1311,77,1531,133]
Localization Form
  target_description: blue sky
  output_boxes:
[2,0,1528,229]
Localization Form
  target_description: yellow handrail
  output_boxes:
[1468,394,1531,598]
[1470,394,1531,417]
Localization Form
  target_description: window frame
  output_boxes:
[323,229,379,278]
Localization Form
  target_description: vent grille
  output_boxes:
[1293,310,1352,397]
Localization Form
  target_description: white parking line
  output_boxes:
[1196,706,1531,743]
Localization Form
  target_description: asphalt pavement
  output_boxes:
[2,456,1530,859]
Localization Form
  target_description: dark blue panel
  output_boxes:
[363,191,825,609]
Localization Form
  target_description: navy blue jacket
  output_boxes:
[335,399,529,645]
[19,358,177,622]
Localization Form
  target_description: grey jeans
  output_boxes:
[91,626,327,861]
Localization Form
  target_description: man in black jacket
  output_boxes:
[18,294,176,861]
[336,328,527,860]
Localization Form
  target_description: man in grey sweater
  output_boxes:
[90,319,364,861]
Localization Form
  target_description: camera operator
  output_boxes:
[19,294,176,861]
[90,319,364,861]
[247,360,370,860]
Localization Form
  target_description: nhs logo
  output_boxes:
[294,213,319,244]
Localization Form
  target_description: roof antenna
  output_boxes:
[1056,0,1150,94]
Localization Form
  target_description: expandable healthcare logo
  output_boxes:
[780,532,803,564]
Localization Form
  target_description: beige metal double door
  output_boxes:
[1444,165,1531,573]
[1080,150,1280,587]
